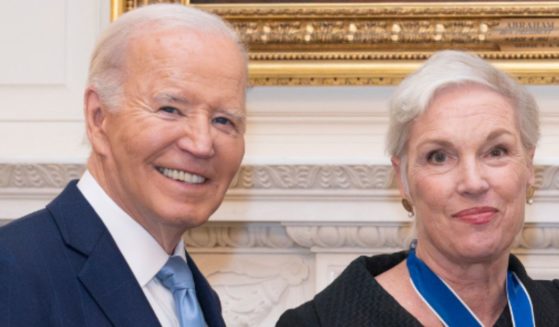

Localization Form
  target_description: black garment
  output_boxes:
[277,251,559,327]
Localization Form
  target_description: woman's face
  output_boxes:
[395,84,535,263]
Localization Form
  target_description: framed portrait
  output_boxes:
[112,1,559,85]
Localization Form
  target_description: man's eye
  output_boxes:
[427,150,447,164]
[213,116,233,126]
[159,106,180,115]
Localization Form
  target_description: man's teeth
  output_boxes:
[159,168,205,184]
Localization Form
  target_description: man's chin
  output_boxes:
[161,214,211,230]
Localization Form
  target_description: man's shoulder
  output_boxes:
[0,208,54,243]
[0,180,85,255]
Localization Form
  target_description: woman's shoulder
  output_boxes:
[509,254,559,295]
[531,279,559,296]
[528,279,559,325]
[276,251,414,327]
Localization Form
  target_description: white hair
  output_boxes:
[87,3,247,109]
[386,50,540,196]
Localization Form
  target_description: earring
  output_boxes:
[526,185,535,205]
[402,198,414,217]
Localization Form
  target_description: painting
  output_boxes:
[112,1,559,85]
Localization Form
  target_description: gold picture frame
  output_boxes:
[112,1,559,85]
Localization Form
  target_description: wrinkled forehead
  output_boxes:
[424,83,516,119]
[124,26,245,72]
[121,27,247,94]
[413,84,521,137]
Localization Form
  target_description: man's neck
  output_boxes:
[86,157,182,254]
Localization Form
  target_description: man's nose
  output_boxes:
[456,157,490,197]
[176,117,215,158]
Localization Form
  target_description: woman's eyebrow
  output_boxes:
[486,128,515,142]
[416,138,454,149]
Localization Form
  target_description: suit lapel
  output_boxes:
[48,181,160,327]
[78,232,161,327]
[186,251,226,327]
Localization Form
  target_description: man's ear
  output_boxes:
[84,88,110,156]
[391,156,407,199]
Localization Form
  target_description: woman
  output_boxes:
[277,50,559,326]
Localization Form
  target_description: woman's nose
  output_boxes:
[456,158,490,197]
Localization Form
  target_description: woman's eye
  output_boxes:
[489,146,508,158]
[159,106,180,115]
[427,150,447,164]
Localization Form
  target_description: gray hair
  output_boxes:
[386,50,540,195]
[87,3,247,110]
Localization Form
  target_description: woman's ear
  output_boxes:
[391,156,407,199]
[527,147,536,186]
[84,88,110,156]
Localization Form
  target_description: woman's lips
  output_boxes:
[452,206,498,225]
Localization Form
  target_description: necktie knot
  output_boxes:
[156,256,206,327]
[157,256,195,291]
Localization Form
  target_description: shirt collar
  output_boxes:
[77,170,186,286]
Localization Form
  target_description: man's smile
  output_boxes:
[157,167,206,184]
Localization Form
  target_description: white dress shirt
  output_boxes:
[77,170,183,327]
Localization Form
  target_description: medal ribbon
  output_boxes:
[407,244,535,327]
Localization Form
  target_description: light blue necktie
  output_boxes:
[157,256,206,327]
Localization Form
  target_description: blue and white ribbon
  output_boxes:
[407,243,535,327]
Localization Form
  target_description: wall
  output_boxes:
[1,1,559,326]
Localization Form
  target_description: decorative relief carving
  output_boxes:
[0,164,84,188]
[231,165,394,190]
[535,166,559,191]
[235,19,501,47]
[184,223,559,251]
[184,224,296,249]
[113,2,559,85]
[285,224,412,249]
[250,76,402,87]
[251,51,559,61]
[3,164,559,192]
[211,5,558,19]
[250,75,559,87]
[204,256,310,327]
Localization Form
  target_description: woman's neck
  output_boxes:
[415,243,510,326]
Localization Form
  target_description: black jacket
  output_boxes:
[277,251,559,326]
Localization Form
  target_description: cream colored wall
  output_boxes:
[1,1,559,326]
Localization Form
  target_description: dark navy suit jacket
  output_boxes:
[0,181,226,327]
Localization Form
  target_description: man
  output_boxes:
[0,4,247,327]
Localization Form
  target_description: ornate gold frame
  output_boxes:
[112,1,559,85]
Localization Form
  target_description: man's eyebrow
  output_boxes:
[221,108,246,123]
[154,92,246,121]
[154,93,190,105]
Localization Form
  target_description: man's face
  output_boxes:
[94,28,246,235]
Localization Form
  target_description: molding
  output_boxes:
[2,163,559,191]
[0,164,84,189]
[284,223,409,250]
[112,1,559,85]
[184,222,559,252]
[184,223,297,249]
[230,165,394,190]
